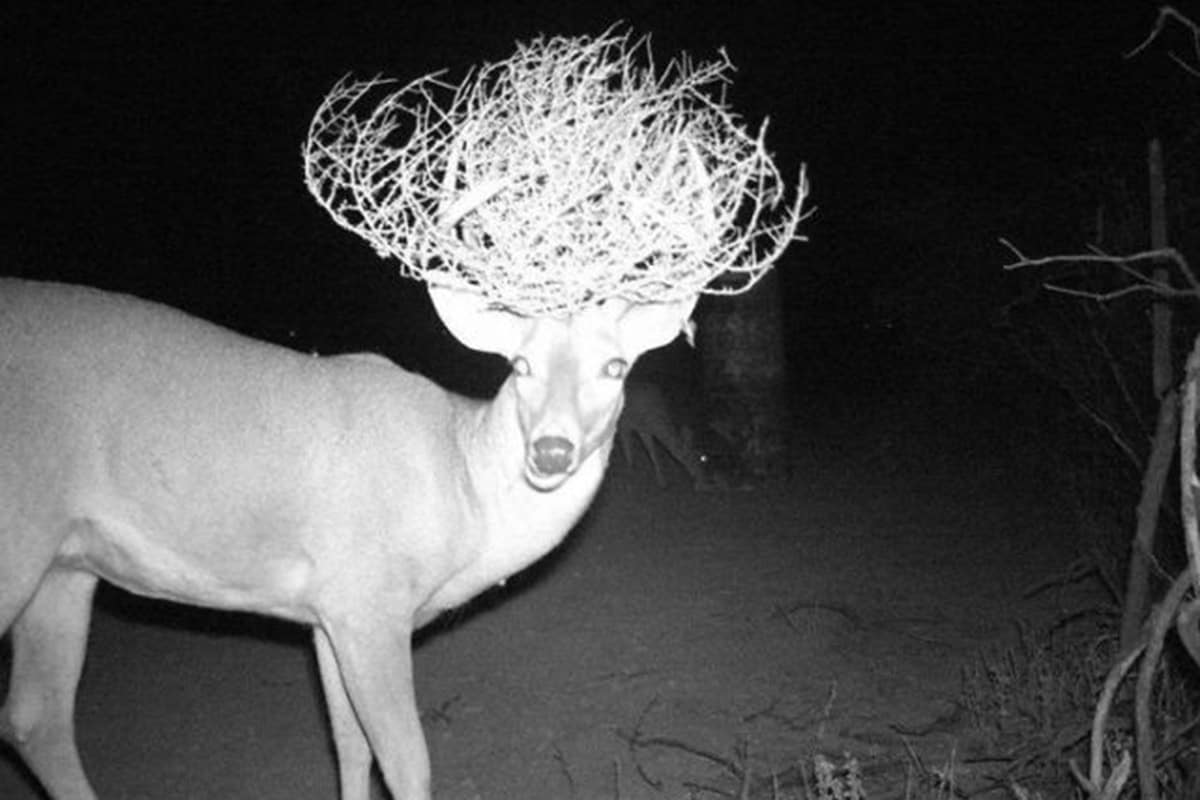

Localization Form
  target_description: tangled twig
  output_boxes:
[304,27,808,315]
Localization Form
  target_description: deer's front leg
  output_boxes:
[315,628,373,800]
[321,620,430,800]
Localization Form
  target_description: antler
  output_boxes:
[303,27,808,316]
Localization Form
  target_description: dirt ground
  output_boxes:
[0,386,1089,799]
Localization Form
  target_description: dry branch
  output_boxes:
[1182,333,1200,600]
[304,27,809,315]
[1126,5,1200,77]
[1134,570,1193,800]
[1005,233,1200,796]
[1001,240,1199,300]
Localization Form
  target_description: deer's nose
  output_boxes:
[531,435,574,476]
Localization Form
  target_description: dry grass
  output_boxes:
[583,610,1197,799]
[958,614,1199,799]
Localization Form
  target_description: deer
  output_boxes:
[0,23,806,798]
[0,277,697,800]
[616,381,712,490]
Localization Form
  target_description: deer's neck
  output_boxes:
[425,378,611,617]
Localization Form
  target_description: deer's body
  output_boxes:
[0,278,693,800]
[0,280,595,625]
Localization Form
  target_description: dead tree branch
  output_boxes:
[1181,334,1200,606]
[1001,240,1199,300]
[1126,5,1200,77]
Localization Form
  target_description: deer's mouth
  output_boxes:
[524,466,572,492]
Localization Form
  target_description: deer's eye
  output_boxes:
[511,356,531,377]
[602,358,628,379]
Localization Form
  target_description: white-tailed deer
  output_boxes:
[0,278,696,800]
[616,381,711,490]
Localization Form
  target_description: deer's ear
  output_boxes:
[428,286,530,357]
[614,295,700,359]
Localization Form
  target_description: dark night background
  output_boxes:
[3,0,1191,397]
[3,3,1200,797]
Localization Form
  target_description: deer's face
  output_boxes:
[429,287,698,491]
[504,311,631,490]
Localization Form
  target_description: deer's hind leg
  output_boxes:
[2,562,100,800]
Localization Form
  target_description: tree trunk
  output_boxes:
[1119,139,1174,651]
[697,270,791,482]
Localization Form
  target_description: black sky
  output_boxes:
[2,0,1189,372]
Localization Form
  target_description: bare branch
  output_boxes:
[1169,51,1200,78]
[1183,334,1200,596]
[1126,5,1200,77]
[303,27,809,315]
[1081,637,1143,795]
[1072,394,1147,470]
[1001,239,1199,299]
[1045,282,1184,302]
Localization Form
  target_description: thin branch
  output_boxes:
[1087,314,1151,441]
[1045,282,1192,302]
[1073,394,1146,471]
[1125,6,1200,77]
[1168,51,1200,78]
[1004,323,1145,472]
[1001,239,1199,298]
